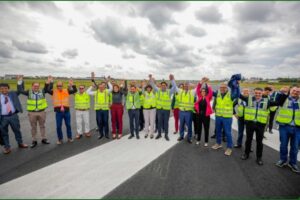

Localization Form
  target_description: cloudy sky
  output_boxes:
[0,2,300,80]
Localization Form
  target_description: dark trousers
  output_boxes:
[237,117,245,146]
[0,114,23,148]
[128,109,140,136]
[139,107,145,129]
[245,121,265,158]
[268,111,276,131]
[179,111,193,140]
[157,109,170,136]
[194,114,210,143]
[56,111,72,140]
[96,110,109,137]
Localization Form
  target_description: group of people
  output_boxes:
[0,72,299,174]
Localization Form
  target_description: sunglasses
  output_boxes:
[79,88,85,90]
[57,85,63,88]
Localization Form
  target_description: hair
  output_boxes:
[160,81,168,86]
[0,83,10,89]
[145,84,152,90]
[178,83,184,88]
[130,84,136,89]
[254,87,263,91]
[31,82,40,86]
[79,85,86,88]
[264,87,272,91]
[290,84,300,89]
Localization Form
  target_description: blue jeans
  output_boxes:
[216,116,233,148]
[96,110,109,136]
[128,109,140,136]
[279,125,300,165]
[0,114,23,148]
[157,109,170,136]
[55,111,72,140]
[237,117,245,146]
[179,111,193,140]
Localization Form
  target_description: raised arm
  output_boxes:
[170,74,179,95]
[67,79,77,95]
[149,74,159,93]
[16,75,29,96]
[86,85,97,96]
[44,75,54,95]
[228,74,241,100]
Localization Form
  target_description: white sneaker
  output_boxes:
[196,141,200,145]
[204,143,208,147]
[212,143,222,150]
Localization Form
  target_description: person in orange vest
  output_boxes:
[46,76,77,144]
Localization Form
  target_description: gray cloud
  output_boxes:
[186,25,206,37]
[26,2,63,18]
[122,53,135,59]
[238,28,271,43]
[91,17,140,47]
[234,2,277,23]
[195,6,223,24]
[134,2,189,29]
[61,49,78,59]
[0,42,13,58]
[12,40,48,54]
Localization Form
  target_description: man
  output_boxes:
[171,83,183,134]
[240,87,285,165]
[150,74,176,141]
[46,77,77,144]
[234,88,249,148]
[173,79,197,144]
[87,76,112,140]
[211,74,240,156]
[17,75,50,148]
[74,85,91,139]
[126,85,142,139]
[275,85,300,173]
[264,86,279,134]
[139,83,145,132]
[0,83,28,154]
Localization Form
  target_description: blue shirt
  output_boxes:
[287,97,299,126]
[0,94,16,115]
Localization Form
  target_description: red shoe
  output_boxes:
[18,143,28,148]
[117,134,122,139]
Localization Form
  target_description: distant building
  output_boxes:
[4,74,17,80]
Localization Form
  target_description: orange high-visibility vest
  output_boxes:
[52,89,70,107]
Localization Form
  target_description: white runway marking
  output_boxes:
[0,118,179,198]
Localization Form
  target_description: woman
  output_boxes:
[171,83,183,134]
[142,85,156,139]
[110,81,127,139]
[194,78,213,147]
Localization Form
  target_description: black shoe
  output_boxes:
[234,144,242,148]
[128,135,134,139]
[241,154,249,160]
[173,131,178,134]
[187,139,192,144]
[98,135,104,140]
[269,130,273,134]
[136,135,140,139]
[211,134,216,139]
[276,160,287,168]
[155,134,162,140]
[256,158,263,166]
[105,135,110,139]
[288,163,300,173]
[165,135,170,141]
[139,127,143,131]
[222,137,227,142]
[256,159,263,166]
[177,137,183,141]
[41,139,50,145]
[30,141,38,148]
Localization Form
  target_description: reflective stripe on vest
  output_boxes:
[174,93,179,109]
[178,90,194,111]
[215,91,233,118]
[143,92,156,109]
[94,90,109,110]
[27,90,47,111]
[52,89,70,107]
[237,98,245,117]
[75,92,90,110]
[269,92,278,112]
[276,98,300,126]
[126,92,141,109]
[156,90,171,110]
[244,96,269,124]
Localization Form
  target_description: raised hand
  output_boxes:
[16,75,23,81]
[69,79,74,86]
[46,75,53,84]
[169,74,174,80]
[91,72,95,80]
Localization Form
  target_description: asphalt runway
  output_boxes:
[0,87,299,198]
